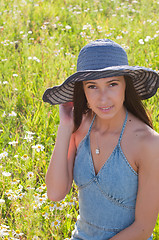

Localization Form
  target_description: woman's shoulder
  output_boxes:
[140,126,159,159]
[128,112,159,164]
[128,111,158,138]
[134,122,159,177]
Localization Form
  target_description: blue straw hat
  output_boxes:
[43,39,159,105]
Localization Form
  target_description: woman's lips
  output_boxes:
[98,106,113,112]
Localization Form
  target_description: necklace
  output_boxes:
[93,117,100,155]
[95,131,100,155]
[95,146,100,155]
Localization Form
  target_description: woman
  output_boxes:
[43,39,159,240]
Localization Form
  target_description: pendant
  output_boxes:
[95,148,100,155]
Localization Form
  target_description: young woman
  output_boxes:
[43,39,159,240]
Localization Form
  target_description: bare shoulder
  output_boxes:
[74,112,94,148]
[140,126,159,166]
[129,113,159,167]
[139,123,159,158]
[124,112,159,169]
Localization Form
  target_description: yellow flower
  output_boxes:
[43,205,49,210]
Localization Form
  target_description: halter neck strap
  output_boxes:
[86,110,128,142]
[117,110,128,145]
[87,114,96,136]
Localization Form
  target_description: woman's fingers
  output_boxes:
[59,102,74,128]
[61,102,74,107]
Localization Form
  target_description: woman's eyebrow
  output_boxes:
[84,81,97,85]
[84,79,120,85]
[107,79,120,83]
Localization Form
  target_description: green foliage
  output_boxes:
[0,0,159,239]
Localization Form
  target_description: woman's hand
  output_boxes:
[46,101,76,201]
[59,102,74,130]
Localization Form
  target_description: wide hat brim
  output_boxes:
[43,65,159,105]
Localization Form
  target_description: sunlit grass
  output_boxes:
[0,0,159,239]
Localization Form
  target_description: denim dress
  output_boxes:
[72,111,153,240]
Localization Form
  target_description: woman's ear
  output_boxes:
[87,102,90,109]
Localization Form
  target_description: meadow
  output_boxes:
[0,0,159,239]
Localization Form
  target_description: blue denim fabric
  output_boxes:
[71,111,153,240]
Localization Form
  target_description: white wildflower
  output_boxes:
[97,26,102,30]
[8,141,18,146]
[36,186,44,193]
[9,111,17,117]
[37,197,46,205]
[50,203,56,211]
[34,193,40,199]
[33,56,40,62]
[0,151,8,159]
[18,192,25,199]
[116,36,123,39]
[21,154,29,160]
[27,171,34,179]
[22,34,28,39]
[16,207,24,212]
[2,171,11,177]
[26,131,35,135]
[32,144,44,152]
[42,212,49,219]
[19,184,23,191]
[26,185,35,190]
[65,25,71,30]
[41,25,47,30]
[33,204,38,210]
[41,183,46,190]
[24,134,34,142]
[55,202,63,210]
[41,193,47,200]
[138,39,144,44]
[13,229,24,237]
[0,199,5,204]
[145,36,151,42]
[51,219,61,228]
[11,179,20,185]
[1,59,8,62]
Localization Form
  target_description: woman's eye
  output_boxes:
[110,82,118,87]
[88,85,97,89]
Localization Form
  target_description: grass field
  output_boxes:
[0,0,159,239]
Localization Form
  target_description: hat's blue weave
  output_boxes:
[43,39,159,105]
[77,39,128,71]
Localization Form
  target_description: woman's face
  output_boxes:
[83,76,126,119]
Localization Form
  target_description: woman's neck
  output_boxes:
[94,107,127,135]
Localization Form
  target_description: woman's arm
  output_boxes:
[45,103,76,202]
[110,134,159,240]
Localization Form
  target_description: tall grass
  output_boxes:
[0,0,159,239]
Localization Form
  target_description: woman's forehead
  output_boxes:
[83,76,125,84]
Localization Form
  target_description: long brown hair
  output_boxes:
[73,76,153,132]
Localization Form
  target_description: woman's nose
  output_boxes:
[98,88,109,103]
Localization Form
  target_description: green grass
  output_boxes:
[0,0,159,239]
